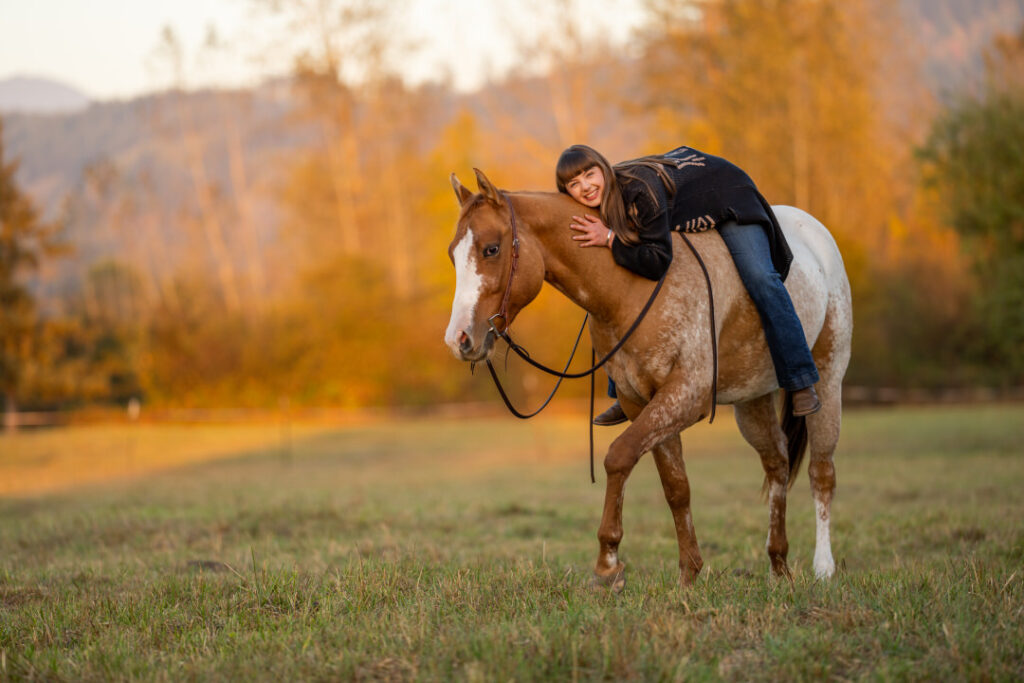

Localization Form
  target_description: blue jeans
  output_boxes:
[718,221,819,391]
[606,221,818,399]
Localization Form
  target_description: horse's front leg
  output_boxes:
[594,380,707,590]
[651,435,702,586]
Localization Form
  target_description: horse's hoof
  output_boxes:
[813,559,836,580]
[768,562,794,584]
[591,563,626,593]
[679,568,701,588]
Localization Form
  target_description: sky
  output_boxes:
[0,0,650,101]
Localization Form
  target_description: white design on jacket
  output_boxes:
[682,214,716,232]
[669,152,707,168]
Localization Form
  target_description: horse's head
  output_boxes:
[444,169,544,362]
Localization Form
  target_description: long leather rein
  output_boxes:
[481,192,718,480]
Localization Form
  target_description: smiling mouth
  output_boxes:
[584,190,598,202]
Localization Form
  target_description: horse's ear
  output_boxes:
[450,173,473,206]
[473,168,502,206]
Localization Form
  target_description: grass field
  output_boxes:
[1,404,1023,681]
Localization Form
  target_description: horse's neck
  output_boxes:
[516,195,639,324]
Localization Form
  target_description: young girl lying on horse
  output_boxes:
[555,144,821,425]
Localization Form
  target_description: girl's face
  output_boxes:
[564,165,605,208]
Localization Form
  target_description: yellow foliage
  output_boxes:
[42,1,996,408]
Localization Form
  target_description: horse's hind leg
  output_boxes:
[651,435,703,586]
[734,394,792,578]
[805,375,842,579]
[805,304,851,580]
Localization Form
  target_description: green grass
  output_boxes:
[1,404,1023,681]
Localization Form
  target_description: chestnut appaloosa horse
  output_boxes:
[444,170,852,588]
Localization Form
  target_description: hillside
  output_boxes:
[0,69,636,293]
[0,75,91,114]
[1,82,317,291]
[901,0,1024,90]
[1,0,1021,291]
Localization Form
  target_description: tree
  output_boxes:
[638,0,914,245]
[0,119,61,430]
[635,0,985,389]
[921,28,1024,381]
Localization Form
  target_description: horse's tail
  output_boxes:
[781,391,809,488]
[761,391,810,497]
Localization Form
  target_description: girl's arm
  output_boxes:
[610,216,672,280]
[610,185,673,280]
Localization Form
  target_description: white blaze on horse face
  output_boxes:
[444,229,484,357]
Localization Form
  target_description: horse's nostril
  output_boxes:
[458,331,472,352]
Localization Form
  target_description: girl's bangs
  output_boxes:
[556,148,599,188]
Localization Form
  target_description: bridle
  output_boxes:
[478,191,718,481]
[484,192,521,337]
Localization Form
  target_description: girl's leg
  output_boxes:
[717,221,819,391]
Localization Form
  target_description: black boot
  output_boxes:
[593,401,628,426]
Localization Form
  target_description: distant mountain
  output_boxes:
[901,0,1024,92]
[0,81,316,294]
[0,75,91,114]
[1,0,1021,296]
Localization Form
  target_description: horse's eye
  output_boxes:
[483,244,500,258]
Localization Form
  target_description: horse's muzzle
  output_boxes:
[456,329,495,362]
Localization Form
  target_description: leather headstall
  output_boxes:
[487,191,520,339]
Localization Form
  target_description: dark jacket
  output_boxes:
[609,146,793,281]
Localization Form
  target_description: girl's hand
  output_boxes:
[570,214,614,248]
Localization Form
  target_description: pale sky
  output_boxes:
[0,0,650,100]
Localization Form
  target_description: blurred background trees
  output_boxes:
[1,0,1022,413]
[0,121,63,427]
[921,27,1024,383]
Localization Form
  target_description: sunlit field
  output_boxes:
[2,404,1023,680]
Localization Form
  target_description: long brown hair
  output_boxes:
[556,145,678,246]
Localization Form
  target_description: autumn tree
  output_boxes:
[264,0,399,255]
[921,27,1024,381]
[151,28,236,312]
[634,0,980,388]
[0,120,61,429]
[638,0,915,245]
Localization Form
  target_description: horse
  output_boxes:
[443,169,852,588]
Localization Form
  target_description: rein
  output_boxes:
[482,192,719,480]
